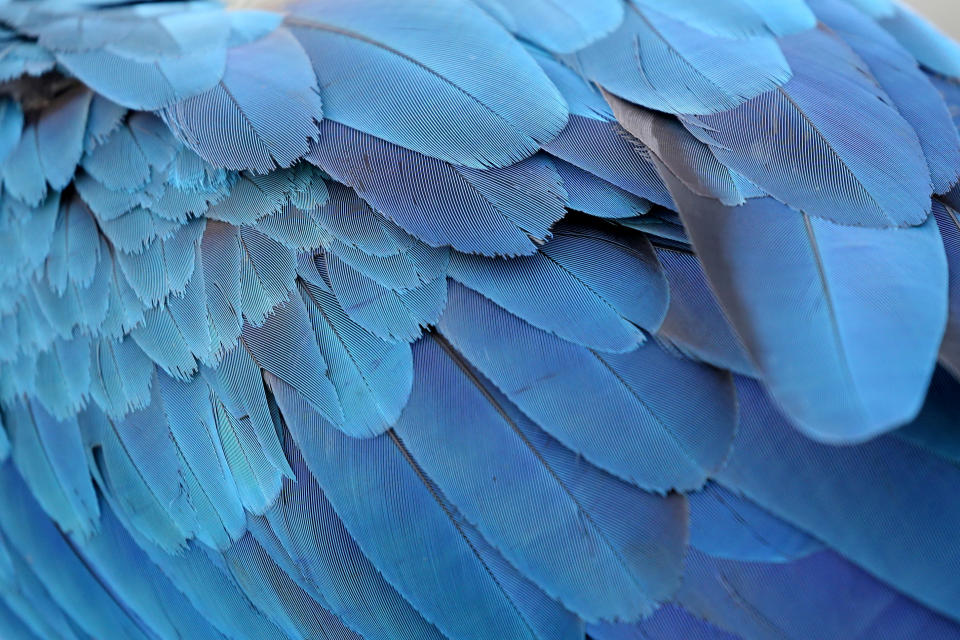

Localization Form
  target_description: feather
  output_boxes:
[554,158,653,219]
[0,99,23,167]
[393,335,686,621]
[4,401,98,537]
[115,218,204,307]
[37,5,230,110]
[632,0,816,38]
[2,124,46,206]
[240,292,344,428]
[718,377,960,623]
[438,281,736,491]
[447,221,668,352]
[89,335,154,419]
[654,246,756,376]
[300,281,412,437]
[568,6,791,115]
[308,121,567,256]
[679,28,932,227]
[287,0,567,169]
[35,87,91,191]
[679,547,960,639]
[81,114,178,192]
[933,200,960,377]
[879,4,960,78]
[256,437,446,640]
[473,0,624,53]
[162,27,322,174]
[605,95,759,206]
[688,483,822,563]
[812,0,960,194]
[662,171,946,440]
[269,374,578,640]
[323,254,449,343]
[0,465,150,640]
[588,606,740,640]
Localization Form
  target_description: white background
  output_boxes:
[908,0,959,37]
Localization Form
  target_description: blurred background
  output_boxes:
[909,0,959,37]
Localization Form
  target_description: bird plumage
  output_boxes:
[0,0,959,638]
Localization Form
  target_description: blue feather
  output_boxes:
[322,252,449,343]
[679,547,960,639]
[36,88,91,191]
[632,0,816,38]
[256,436,446,640]
[300,280,412,437]
[879,4,960,78]
[0,465,150,640]
[36,4,230,110]
[241,292,344,428]
[553,158,653,219]
[308,121,567,256]
[654,246,756,376]
[2,125,46,206]
[447,221,668,352]
[688,483,822,563]
[89,335,153,419]
[162,27,322,174]
[680,28,932,227]
[589,606,740,640]
[393,335,686,621]
[933,200,960,377]
[287,0,567,169]
[567,5,791,115]
[661,170,946,441]
[4,401,98,537]
[438,281,736,491]
[269,373,578,640]
[81,114,178,192]
[812,0,960,194]
[718,376,960,623]
[0,99,23,169]
[473,0,624,53]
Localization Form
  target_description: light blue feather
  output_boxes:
[568,6,791,115]
[287,0,567,169]
[473,0,624,53]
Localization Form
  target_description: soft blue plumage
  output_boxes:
[1,0,959,637]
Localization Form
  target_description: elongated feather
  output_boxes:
[933,200,960,377]
[812,0,960,194]
[661,168,946,440]
[718,377,960,622]
[473,0,624,53]
[438,281,736,491]
[4,401,98,537]
[654,246,756,376]
[300,281,412,437]
[287,0,567,169]
[679,547,960,639]
[270,374,573,640]
[35,87,91,191]
[394,335,686,621]
[633,0,816,38]
[879,4,960,78]
[589,606,740,640]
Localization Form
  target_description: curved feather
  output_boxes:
[718,377,960,623]
[394,335,686,621]
[438,281,736,491]
[681,28,932,227]
[162,27,322,174]
[632,0,816,38]
[287,0,567,169]
[568,6,791,115]
[473,0,624,53]
[879,5,960,78]
[661,169,946,441]
[447,221,668,352]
